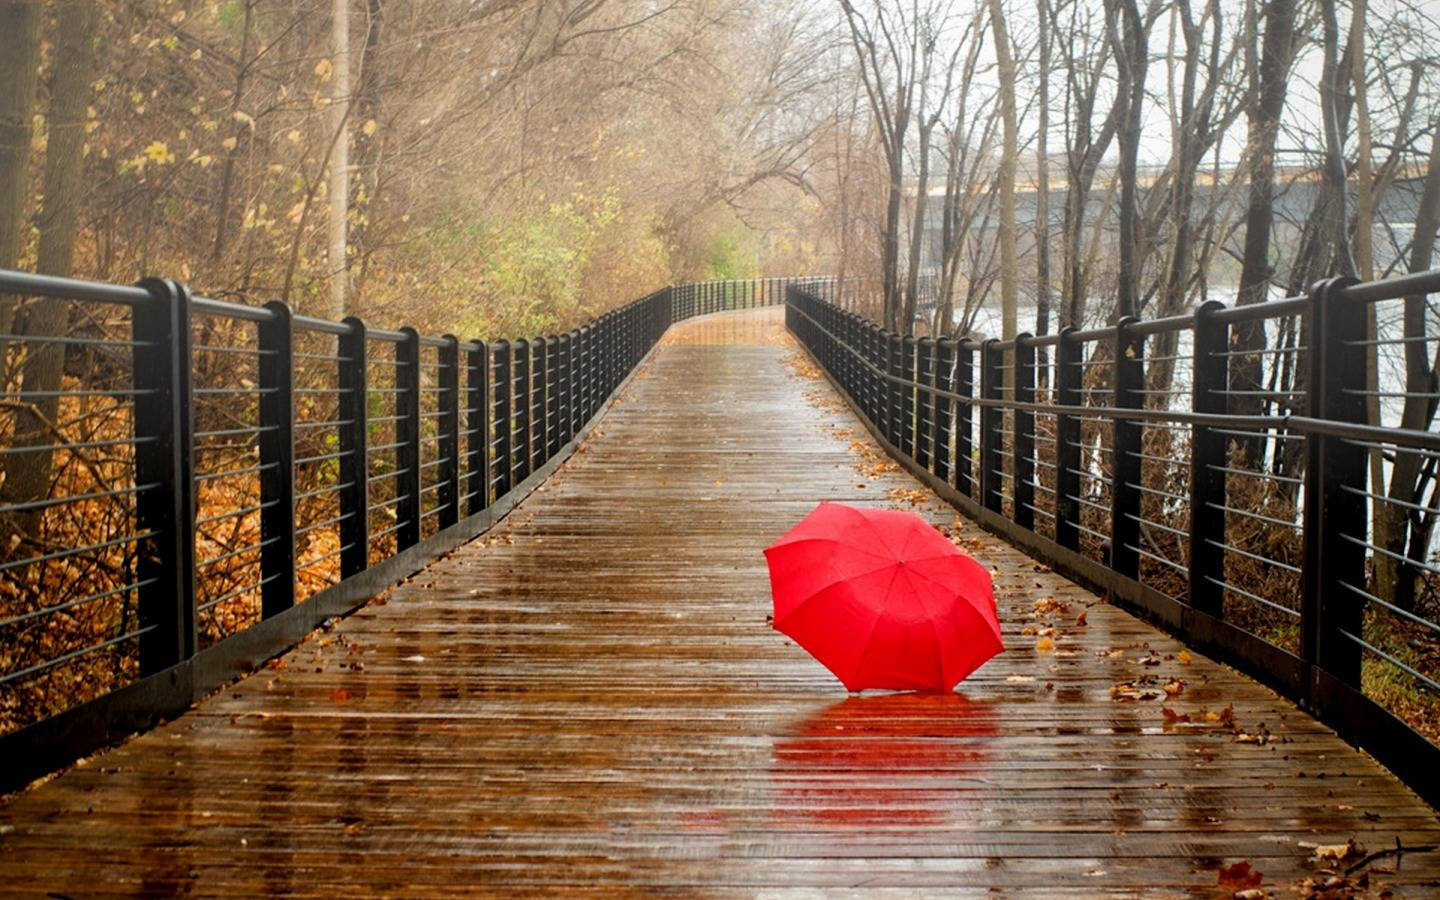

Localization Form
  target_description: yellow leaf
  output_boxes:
[221,136,237,151]
[287,129,302,143]
[1036,636,1055,652]
[190,48,203,60]
[361,119,377,137]
[232,110,255,129]
[143,140,174,164]
[314,58,333,81]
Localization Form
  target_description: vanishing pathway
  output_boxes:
[2,308,1438,896]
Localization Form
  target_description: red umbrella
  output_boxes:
[763,502,1002,692]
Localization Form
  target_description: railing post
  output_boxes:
[546,335,561,460]
[493,341,513,498]
[887,332,904,447]
[916,337,935,470]
[513,338,530,482]
[338,316,370,577]
[1014,333,1036,531]
[1302,276,1366,688]
[843,312,856,401]
[900,334,917,458]
[934,337,955,484]
[577,325,591,427]
[592,317,604,413]
[980,339,1003,513]
[1110,317,1143,578]
[865,323,881,425]
[955,340,975,498]
[396,327,422,550]
[601,313,613,396]
[132,278,196,675]
[466,340,489,515]
[1054,328,1082,550]
[528,338,541,469]
[1188,301,1228,616]
[438,335,461,530]
[558,333,573,446]
[258,300,295,618]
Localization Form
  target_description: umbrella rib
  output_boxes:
[925,592,952,690]
[895,564,952,690]
[901,558,982,595]
[840,503,907,559]
[771,558,905,628]
[846,567,903,686]
[765,536,895,566]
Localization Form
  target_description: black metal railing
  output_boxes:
[788,271,1440,808]
[0,268,811,790]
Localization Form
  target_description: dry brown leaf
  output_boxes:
[1217,860,1263,892]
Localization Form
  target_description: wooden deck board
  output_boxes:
[3,307,1439,896]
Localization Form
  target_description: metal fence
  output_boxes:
[788,271,1440,808]
[0,269,804,791]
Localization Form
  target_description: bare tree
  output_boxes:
[0,0,98,541]
[989,0,1019,345]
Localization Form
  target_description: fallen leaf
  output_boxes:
[329,689,352,703]
[266,658,286,670]
[1074,610,1088,627]
[1162,707,1190,724]
[1311,838,1363,862]
[1034,596,1067,615]
[1217,860,1263,891]
[1177,650,1194,663]
[1163,679,1185,696]
[1035,636,1055,652]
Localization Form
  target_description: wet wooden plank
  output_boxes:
[2,307,1439,895]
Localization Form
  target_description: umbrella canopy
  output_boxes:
[763,502,1002,692]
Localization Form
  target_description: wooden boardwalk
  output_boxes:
[3,307,1440,896]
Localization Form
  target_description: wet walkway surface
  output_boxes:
[3,308,1440,896]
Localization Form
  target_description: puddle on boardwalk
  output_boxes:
[768,692,996,828]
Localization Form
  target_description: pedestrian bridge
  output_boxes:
[2,275,1440,894]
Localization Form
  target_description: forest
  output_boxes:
[3,0,1440,742]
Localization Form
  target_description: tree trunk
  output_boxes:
[327,0,351,319]
[989,0,1017,350]
[1374,122,1440,612]
[883,135,904,331]
[0,0,41,340]
[1106,0,1148,322]
[1228,0,1296,462]
[0,0,97,543]
[210,0,254,266]
[351,0,384,304]
[1034,0,1051,348]
[905,119,935,335]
